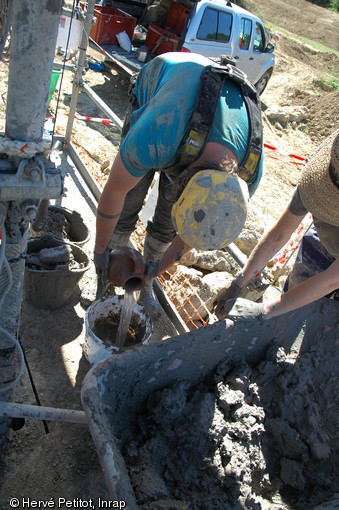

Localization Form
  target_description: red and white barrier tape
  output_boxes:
[70,116,308,165]
[72,113,115,125]
[0,116,307,166]
[68,116,308,166]
[264,143,307,166]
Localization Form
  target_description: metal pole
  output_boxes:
[52,61,76,72]
[0,0,64,436]
[82,82,124,130]
[5,0,63,141]
[225,242,248,268]
[0,401,87,424]
[64,0,96,143]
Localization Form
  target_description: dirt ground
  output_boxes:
[0,0,339,508]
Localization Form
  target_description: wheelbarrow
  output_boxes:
[81,298,339,508]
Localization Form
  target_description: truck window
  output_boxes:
[197,8,233,43]
[239,18,252,50]
[253,22,265,52]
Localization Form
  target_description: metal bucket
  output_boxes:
[24,236,90,310]
[81,298,339,508]
[83,295,152,365]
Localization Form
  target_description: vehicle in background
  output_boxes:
[180,0,275,94]
[88,0,275,94]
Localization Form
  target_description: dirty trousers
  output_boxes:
[114,170,177,244]
[115,95,177,244]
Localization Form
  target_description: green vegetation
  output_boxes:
[317,74,339,91]
[307,0,339,11]
[264,22,339,58]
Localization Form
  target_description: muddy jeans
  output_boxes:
[114,170,177,244]
[284,225,337,298]
[115,93,177,244]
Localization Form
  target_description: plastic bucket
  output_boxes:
[84,295,152,365]
[24,236,90,310]
[48,69,62,106]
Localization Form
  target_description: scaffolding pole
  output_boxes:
[64,0,96,144]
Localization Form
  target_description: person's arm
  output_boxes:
[216,207,305,318]
[94,153,142,255]
[236,206,305,289]
[263,258,339,318]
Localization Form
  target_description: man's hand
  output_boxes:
[219,298,265,321]
[94,248,110,298]
[215,280,243,319]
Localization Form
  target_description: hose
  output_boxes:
[0,224,25,394]
[0,326,24,394]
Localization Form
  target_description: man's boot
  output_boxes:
[140,233,171,317]
[108,230,133,250]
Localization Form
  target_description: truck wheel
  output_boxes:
[255,71,271,95]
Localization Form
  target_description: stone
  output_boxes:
[280,458,306,490]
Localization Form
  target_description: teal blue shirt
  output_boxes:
[120,52,263,195]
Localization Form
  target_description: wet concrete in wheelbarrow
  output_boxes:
[123,330,339,510]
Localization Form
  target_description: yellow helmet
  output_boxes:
[171,169,248,250]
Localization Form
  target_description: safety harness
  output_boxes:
[127,61,263,184]
[173,63,263,184]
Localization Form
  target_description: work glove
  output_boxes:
[219,298,265,322]
[143,260,160,283]
[94,247,110,298]
[215,280,243,319]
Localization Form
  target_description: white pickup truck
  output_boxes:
[88,0,275,94]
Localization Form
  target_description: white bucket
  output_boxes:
[57,15,83,51]
[84,295,152,366]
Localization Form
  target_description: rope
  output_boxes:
[0,136,51,158]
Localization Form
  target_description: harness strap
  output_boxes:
[176,66,225,167]
[234,70,263,184]
[172,64,263,184]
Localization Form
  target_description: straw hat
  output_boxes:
[299,129,339,226]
